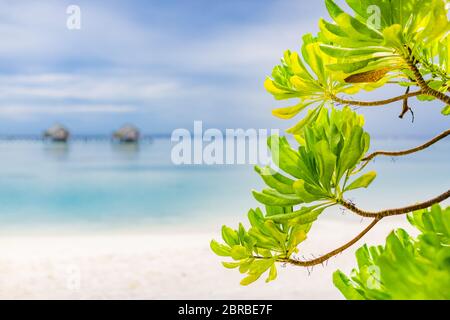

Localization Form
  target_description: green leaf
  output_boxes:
[344,171,377,191]
[264,205,292,217]
[292,180,322,203]
[230,245,249,260]
[408,204,450,242]
[325,0,344,21]
[336,205,450,300]
[222,226,240,246]
[249,258,275,276]
[319,44,388,58]
[266,264,278,283]
[337,126,364,181]
[267,135,304,179]
[248,228,279,250]
[263,220,287,246]
[255,166,295,195]
[327,57,384,74]
[248,208,268,231]
[382,24,405,50]
[287,226,307,254]
[239,258,277,285]
[272,101,313,119]
[289,207,326,227]
[441,105,450,115]
[252,189,303,206]
[314,140,337,190]
[222,261,241,269]
[240,274,260,286]
[210,240,231,257]
[238,259,254,274]
[267,205,322,223]
[238,223,246,243]
[319,0,450,81]
[333,270,365,300]
[286,106,322,135]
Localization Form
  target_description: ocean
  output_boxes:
[0,137,448,234]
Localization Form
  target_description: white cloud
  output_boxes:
[0,104,136,118]
[0,73,179,101]
[170,20,314,74]
[0,1,315,127]
[0,1,317,74]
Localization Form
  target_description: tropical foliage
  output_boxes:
[211,106,375,284]
[334,205,450,300]
[211,0,450,297]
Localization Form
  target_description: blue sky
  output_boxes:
[0,0,447,137]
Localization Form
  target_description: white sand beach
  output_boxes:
[0,216,415,300]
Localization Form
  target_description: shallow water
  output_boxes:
[0,138,448,233]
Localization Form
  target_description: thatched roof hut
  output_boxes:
[43,124,70,142]
[113,125,140,143]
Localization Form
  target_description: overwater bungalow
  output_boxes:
[43,124,70,142]
[113,125,140,143]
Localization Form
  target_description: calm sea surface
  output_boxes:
[0,138,448,233]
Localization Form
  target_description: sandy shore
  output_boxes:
[0,216,415,299]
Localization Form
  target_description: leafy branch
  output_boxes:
[211,0,450,286]
[287,188,450,266]
[334,205,450,300]
[255,188,450,268]
[278,217,380,267]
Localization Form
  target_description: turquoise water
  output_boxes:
[0,138,448,233]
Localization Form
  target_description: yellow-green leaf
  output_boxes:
[344,171,377,192]
[272,101,312,119]
[230,245,248,260]
[240,274,260,286]
[265,264,278,283]
[210,240,231,257]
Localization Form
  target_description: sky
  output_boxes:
[0,0,447,138]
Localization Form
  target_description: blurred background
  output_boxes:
[0,0,448,299]
[0,0,447,137]
[0,0,447,231]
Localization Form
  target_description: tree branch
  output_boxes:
[261,188,449,268]
[330,90,424,107]
[278,190,449,267]
[247,52,450,272]
[362,129,450,162]
[407,58,450,105]
[337,189,450,218]
[398,86,414,121]
[277,217,381,267]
